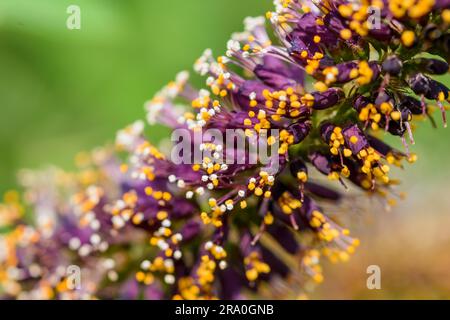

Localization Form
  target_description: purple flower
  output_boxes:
[1,0,449,301]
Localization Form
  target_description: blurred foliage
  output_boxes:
[0,0,272,192]
[0,0,448,195]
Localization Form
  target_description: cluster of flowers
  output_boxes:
[1,0,449,300]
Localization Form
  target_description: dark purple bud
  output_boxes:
[309,152,331,175]
[312,88,344,110]
[305,182,342,201]
[426,79,449,100]
[408,73,430,95]
[319,122,336,142]
[342,125,369,154]
[398,96,423,115]
[289,121,311,144]
[413,58,449,75]
[382,56,403,75]
[385,119,407,136]
[409,74,450,101]
[353,95,372,112]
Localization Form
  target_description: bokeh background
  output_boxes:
[1,0,449,299]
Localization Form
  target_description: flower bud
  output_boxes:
[289,121,311,144]
[413,58,449,75]
[408,73,431,95]
[382,56,403,75]
[312,88,344,110]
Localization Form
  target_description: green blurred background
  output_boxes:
[0,0,274,192]
[1,0,450,299]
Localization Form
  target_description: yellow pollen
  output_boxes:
[401,30,415,47]
[340,29,352,40]
[443,9,450,23]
